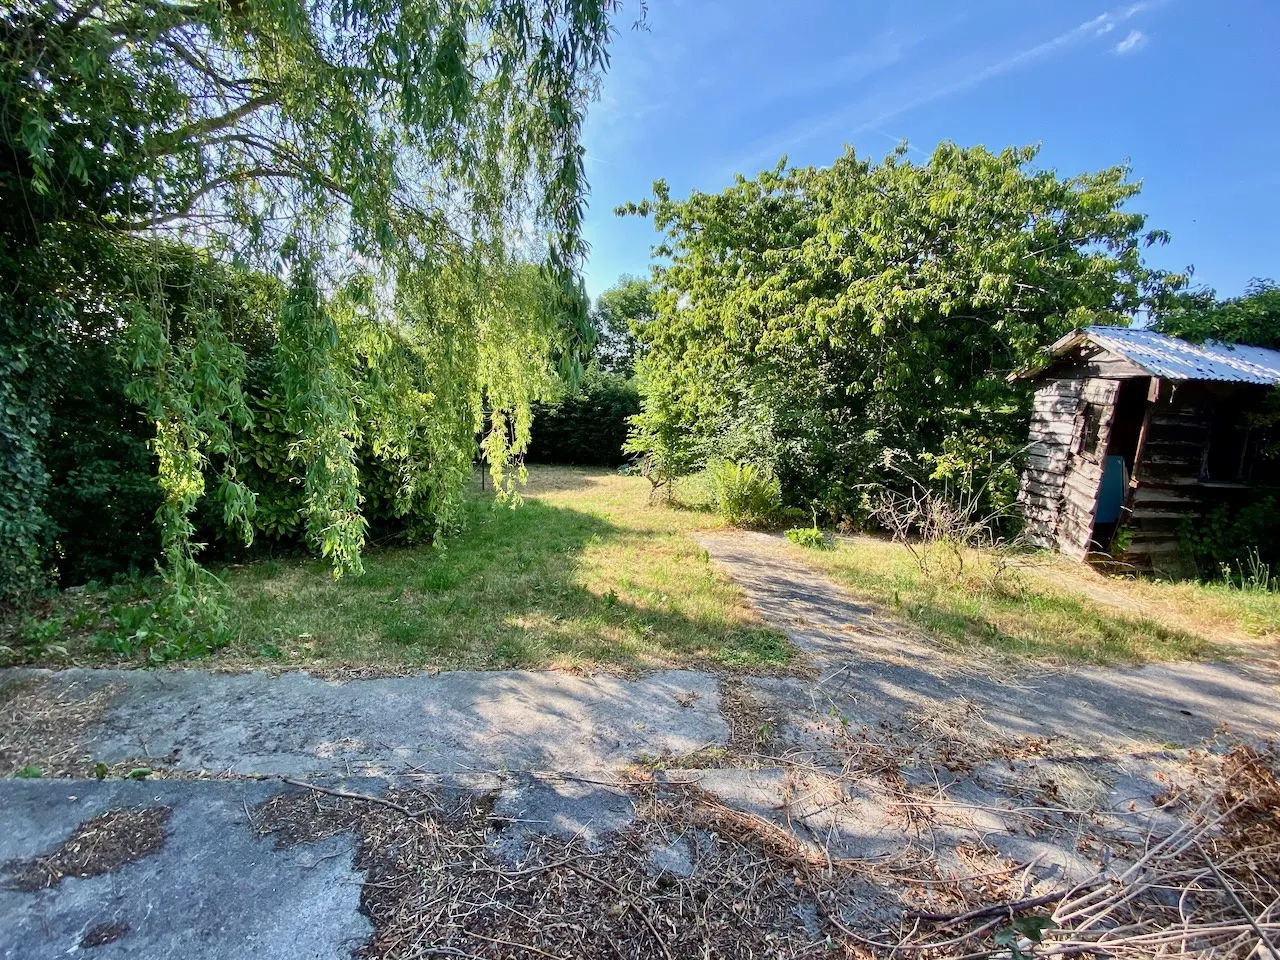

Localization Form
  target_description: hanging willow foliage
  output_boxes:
[0,0,618,615]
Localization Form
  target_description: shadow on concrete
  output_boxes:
[697,530,1280,751]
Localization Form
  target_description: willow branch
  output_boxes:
[142,93,277,157]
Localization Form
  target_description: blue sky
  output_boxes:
[579,0,1280,301]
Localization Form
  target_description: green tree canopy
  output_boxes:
[0,0,622,610]
[1152,279,1280,349]
[591,274,657,375]
[623,142,1185,520]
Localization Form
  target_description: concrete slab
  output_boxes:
[697,531,1280,750]
[8,667,726,777]
[658,767,901,861]
[489,774,637,862]
[0,779,370,960]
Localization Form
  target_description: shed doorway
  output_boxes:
[1090,376,1150,553]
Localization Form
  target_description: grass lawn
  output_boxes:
[3,466,791,674]
[1019,555,1280,653]
[782,535,1275,665]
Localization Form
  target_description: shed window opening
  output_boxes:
[1078,402,1105,458]
[1203,422,1256,483]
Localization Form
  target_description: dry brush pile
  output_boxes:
[257,737,1279,960]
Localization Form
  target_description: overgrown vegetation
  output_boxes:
[622,142,1186,529]
[794,537,1218,664]
[527,369,640,466]
[1,467,793,673]
[1180,496,1280,582]
[0,0,622,639]
[1154,278,1280,350]
[706,461,782,527]
[786,471,1266,662]
[525,275,655,465]
[784,524,829,550]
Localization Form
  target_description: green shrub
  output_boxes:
[528,369,640,466]
[785,525,830,549]
[12,614,68,658]
[1181,496,1280,580]
[44,333,161,585]
[708,461,781,527]
[90,572,233,663]
[40,279,467,584]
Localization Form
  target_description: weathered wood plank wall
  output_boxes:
[1020,379,1082,547]
[1053,379,1120,559]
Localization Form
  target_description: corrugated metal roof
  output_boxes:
[1081,326,1280,385]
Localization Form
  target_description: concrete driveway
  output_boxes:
[3,531,1276,959]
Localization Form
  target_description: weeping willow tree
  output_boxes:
[0,0,619,620]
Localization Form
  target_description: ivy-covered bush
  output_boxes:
[527,369,640,466]
[44,329,161,585]
[1181,496,1280,580]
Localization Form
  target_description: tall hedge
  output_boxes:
[527,370,639,466]
[33,248,481,587]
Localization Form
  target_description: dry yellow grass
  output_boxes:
[214,465,791,673]
[785,535,1260,665]
[1017,554,1280,658]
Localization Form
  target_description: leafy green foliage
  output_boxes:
[528,369,641,465]
[1180,496,1280,579]
[591,275,657,376]
[14,615,68,659]
[1,0,622,613]
[707,461,781,527]
[0,295,60,606]
[1153,279,1280,349]
[89,570,234,662]
[785,524,830,549]
[44,328,161,584]
[623,143,1184,525]
[994,916,1055,959]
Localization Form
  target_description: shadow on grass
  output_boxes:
[227,496,790,673]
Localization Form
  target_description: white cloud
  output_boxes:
[1115,29,1147,54]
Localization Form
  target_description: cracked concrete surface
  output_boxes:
[2,529,1277,958]
[7,667,726,776]
[1,779,370,960]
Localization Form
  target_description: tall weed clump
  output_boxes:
[708,461,781,527]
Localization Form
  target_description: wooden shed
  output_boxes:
[1015,326,1280,572]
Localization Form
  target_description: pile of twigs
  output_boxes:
[258,738,1277,960]
[258,781,867,959]
[1040,744,1280,959]
[878,743,1280,959]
